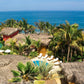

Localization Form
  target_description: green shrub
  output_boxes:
[1,45,10,50]
[37,62,52,80]
[47,49,53,56]
[29,51,38,57]
[10,62,39,82]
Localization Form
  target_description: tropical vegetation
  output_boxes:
[49,21,84,62]
[10,62,39,82]
[0,19,84,62]
[0,18,35,33]
[1,36,41,57]
[10,61,53,83]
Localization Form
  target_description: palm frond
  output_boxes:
[17,62,25,74]
[11,70,20,77]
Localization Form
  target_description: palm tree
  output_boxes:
[5,19,17,27]
[27,25,36,33]
[35,21,45,33]
[0,22,7,28]
[19,20,23,27]
[48,24,57,35]
[25,36,31,49]
[22,18,28,32]
[49,21,83,62]
[77,32,84,60]
[49,29,64,57]
[18,43,25,55]
[44,22,51,33]
[45,22,57,35]
[58,21,83,62]
[9,39,17,51]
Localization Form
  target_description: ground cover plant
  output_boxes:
[10,62,39,82]
[10,61,53,83]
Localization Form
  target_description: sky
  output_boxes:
[0,0,84,11]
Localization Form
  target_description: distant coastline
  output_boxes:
[0,11,84,29]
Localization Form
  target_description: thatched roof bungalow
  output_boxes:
[0,28,19,41]
[5,33,52,46]
[26,34,52,45]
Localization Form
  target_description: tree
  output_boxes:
[49,21,83,62]
[25,36,31,49]
[5,19,17,27]
[27,25,35,33]
[19,20,23,27]
[22,18,28,32]
[44,22,57,35]
[18,43,25,55]
[35,21,45,33]
[58,21,83,62]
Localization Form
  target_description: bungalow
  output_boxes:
[5,33,52,56]
[0,28,19,41]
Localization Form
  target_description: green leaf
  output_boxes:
[11,70,20,77]
[77,59,82,62]
[25,62,32,74]
[34,80,45,84]
[17,62,25,74]
[9,77,22,82]
[38,62,52,77]
[35,74,43,80]
[78,55,82,58]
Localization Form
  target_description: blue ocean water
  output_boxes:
[0,11,84,29]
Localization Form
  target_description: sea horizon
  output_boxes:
[0,11,84,29]
[0,10,84,12]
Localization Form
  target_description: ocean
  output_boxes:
[0,11,84,29]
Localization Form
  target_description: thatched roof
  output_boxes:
[0,55,30,83]
[26,34,52,45]
[0,28,19,36]
[61,62,84,84]
[5,33,52,46]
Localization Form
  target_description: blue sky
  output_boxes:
[0,0,84,11]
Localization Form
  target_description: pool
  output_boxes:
[33,60,48,66]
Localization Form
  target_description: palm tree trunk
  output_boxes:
[62,48,64,57]
[70,48,72,62]
[67,45,70,62]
